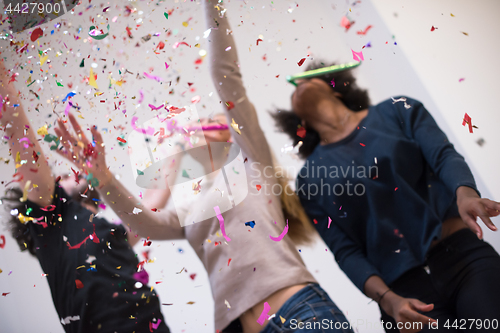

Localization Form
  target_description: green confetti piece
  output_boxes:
[56,81,64,87]
[43,134,59,143]
[27,80,36,87]
[233,167,239,174]
[182,169,190,178]
[26,207,32,215]
[164,12,168,20]
[79,58,85,68]
[137,169,144,176]
[88,24,110,40]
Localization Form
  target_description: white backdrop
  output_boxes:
[0,0,498,332]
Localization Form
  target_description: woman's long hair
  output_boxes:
[271,152,317,245]
[2,175,101,255]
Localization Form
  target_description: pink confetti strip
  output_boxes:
[351,49,364,61]
[214,206,231,242]
[328,216,332,229]
[152,319,162,330]
[269,220,289,242]
[138,90,144,104]
[19,137,32,148]
[462,113,473,133]
[131,116,155,135]
[148,104,164,111]
[143,72,164,82]
[256,302,271,325]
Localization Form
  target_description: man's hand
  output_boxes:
[457,186,500,239]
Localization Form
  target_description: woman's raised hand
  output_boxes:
[54,113,112,187]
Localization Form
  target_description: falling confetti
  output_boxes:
[230,118,241,135]
[340,16,355,31]
[214,206,231,242]
[356,25,373,35]
[297,58,306,67]
[245,221,256,228]
[351,49,364,62]
[270,220,289,242]
[88,68,99,89]
[88,24,110,40]
[75,279,84,289]
[296,127,306,138]
[462,113,474,133]
[257,302,271,325]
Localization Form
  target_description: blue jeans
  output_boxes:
[260,284,353,333]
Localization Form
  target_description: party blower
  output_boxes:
[286,61,361,86]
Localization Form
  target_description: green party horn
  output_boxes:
[286,61,361,86]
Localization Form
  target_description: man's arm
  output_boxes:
[0,60,54,206]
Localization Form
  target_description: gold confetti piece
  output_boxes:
[186,301,195,305]
[89,68,99,89]
[89,214,94,222]
[280,316,286,324]
[230,118,241,135]
[225,300,231,308]
[18,213,35,224]
[182,21,189,27]
[116,266,121,269]
[129,316,136,319]
[76,265,86,270]
[37,125,49,136]
[450,13,455,17]
[39,53,48,66]
[20,181,31,202]
[15,152,21,163]
[461,31,469,36]
[0,269,3,274]
[207,239,212,243]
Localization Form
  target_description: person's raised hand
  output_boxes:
[54,113,112,188]
[457,186,500,239]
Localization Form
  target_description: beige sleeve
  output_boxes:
[98,177,185,240]
[203,1,273,166]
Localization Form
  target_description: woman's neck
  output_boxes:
[310,101,369,145]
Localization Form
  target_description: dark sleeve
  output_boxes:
[398,97,479,197]
[297,176,380,292]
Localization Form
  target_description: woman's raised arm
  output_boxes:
[0,60,54,207]
[203,1,273,166]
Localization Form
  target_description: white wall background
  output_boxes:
[0,0,498,332]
